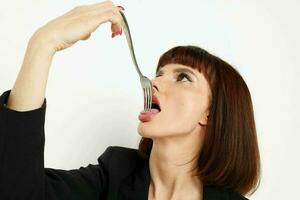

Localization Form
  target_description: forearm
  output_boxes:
[6,34,55,111]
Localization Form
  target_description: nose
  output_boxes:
[152,84,159,95]
[151,79,160,95]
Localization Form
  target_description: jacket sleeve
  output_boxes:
[0,90,112,200]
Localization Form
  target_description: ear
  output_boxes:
[199,109,210,126]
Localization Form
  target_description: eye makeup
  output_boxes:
[176,72,192,82]
[155,67,198,81]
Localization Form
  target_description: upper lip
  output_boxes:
[152,95,161,110]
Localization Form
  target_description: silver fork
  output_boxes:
[119,10,153,111]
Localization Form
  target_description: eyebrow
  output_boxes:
[157,67,198,80]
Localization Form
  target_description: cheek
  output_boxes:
[168,99,195,121]
[175,94,204,118]
[179,91,200,109]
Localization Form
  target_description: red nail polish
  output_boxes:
[117,6,125,11]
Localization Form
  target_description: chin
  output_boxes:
[137,124,162,138]
[137,124,180,139]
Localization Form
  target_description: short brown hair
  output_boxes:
[138,45,261,196]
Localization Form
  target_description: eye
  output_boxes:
[176,72,192,82]
[155,72,192,82]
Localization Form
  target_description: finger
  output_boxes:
[116,6,125,11]
[111,23,120,35]
[88,9,122,34]
[81,3,124,37]
[111,6,125,34]
[94,2,124,33]
[82,0,115,10]
[114,6,125,32]
[102,10,123,29]
[81,33,91,40]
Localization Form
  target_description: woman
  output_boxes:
[0,1,260,199]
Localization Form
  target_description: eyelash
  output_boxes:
[176,72,192,82]
[155,72,192,82]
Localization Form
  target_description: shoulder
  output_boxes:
[229,191,249,200]
[97,146,144,177]
[98,145,141,162]
[204,185,249,200]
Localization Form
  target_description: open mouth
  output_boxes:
[151,102,161,112]
[139,99,161,122]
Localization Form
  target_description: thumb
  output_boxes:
[111,6,125,36]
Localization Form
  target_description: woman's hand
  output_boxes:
[31,0,124,53]
[7,1,125,111]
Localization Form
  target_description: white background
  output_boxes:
[0,0,299,199]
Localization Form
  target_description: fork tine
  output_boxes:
[143,88,147,111]
[148,86,152,110]
[149,81,153,102]
[147,87,152,109]
[146,88,149,111]
[146,87,150,111]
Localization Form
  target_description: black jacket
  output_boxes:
[0,89,248,200]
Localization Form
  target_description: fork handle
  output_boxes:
[119,11,143,78]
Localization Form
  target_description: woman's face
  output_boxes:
[138,63,212,138]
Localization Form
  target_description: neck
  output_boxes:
[148,133,203,199]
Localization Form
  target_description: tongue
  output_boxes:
[140,108,160,114]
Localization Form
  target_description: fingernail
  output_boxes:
[117,6,125,11]
[119,29,122,35]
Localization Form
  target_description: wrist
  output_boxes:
[28,29,56,57]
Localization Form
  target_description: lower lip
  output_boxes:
[138,110,160,122]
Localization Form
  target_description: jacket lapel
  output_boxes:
[118,157,150,199]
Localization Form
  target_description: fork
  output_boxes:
[119,10,153,111]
